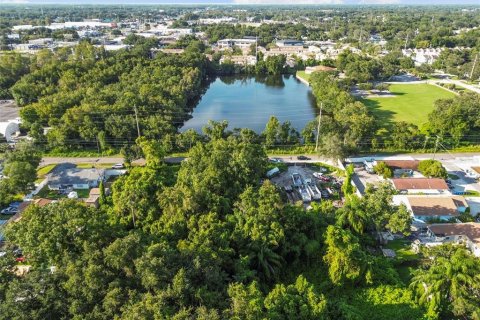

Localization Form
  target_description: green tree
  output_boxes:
[374,161,393,179]
[264,116,280,146]
[264,275,328,320]
[411,246,480,319]
[323,225,367,286]
[418,159,447,179]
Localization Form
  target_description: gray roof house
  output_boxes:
[47,163,105,190]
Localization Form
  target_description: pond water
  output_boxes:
[181,74,318,133]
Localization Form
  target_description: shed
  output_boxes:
[0,121,20,142]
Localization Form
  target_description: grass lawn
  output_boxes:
[362,84,455,127]
[76,163,115,169]
[36,164,56,183]
[35,186,91,199]
[385,239,418,262]
[296,71,310,84]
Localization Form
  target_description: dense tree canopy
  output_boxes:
[1,132,431,320]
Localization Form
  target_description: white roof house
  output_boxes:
[0,121,20,142]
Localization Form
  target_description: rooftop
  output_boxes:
[47,163,104,187]
[383,160,420,170]
[392,178,449,190]
[408,196,467,217]
[33,198,54,207]
[428,223,480,245]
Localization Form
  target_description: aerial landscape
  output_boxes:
[1,1,480,319]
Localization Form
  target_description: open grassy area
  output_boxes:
[296,71,310,84]
[36,186,91,200]
[385,239,418,262]
[362,84,455,127]
[76,163,115,169]
[36,164,57,184]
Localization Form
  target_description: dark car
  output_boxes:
[297,155,311,161]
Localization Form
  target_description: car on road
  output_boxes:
[269,158,283,163]
[297,155,311,161]
[1,207,18,215]
[111,163,125,169]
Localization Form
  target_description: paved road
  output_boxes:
[40,155,338,167]
[41,157,125,166]
[349,152,480,161]
[437,79,480,95]
[41,152,480,167]
[385,79,480,94]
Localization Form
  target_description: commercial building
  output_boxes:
[217,38,257,49]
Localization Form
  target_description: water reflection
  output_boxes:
[182,74,318,133]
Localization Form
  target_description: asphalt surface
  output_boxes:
[41,152,480,167]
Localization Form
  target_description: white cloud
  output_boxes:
[233,0,344,4]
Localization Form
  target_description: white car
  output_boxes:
[313,172,323,179]
[111,163,125,169]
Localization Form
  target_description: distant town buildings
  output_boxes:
[217,38,257,49]
[402,48,443,66]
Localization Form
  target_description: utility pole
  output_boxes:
[315,103,323,152]
[422,136,430,153]
[470,53,478,80]
[432,135,440,160]
[134,105,141,138]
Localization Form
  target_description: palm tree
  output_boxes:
[336,197,368,234]
[410,246,480,319]
[249,243,283,283]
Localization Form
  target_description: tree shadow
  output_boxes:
[360,98,397,129]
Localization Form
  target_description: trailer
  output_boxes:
[306,181,322,201]
[298,184,312,202]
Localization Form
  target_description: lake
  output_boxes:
[181,74,318,133]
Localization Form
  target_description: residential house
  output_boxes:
[47,163,105,190]
[220,55,257,66]
[85,187,110,208]
[380,159,420,177]
[407,196,467,223]
[391,178,450,195]
[421,223,480,257]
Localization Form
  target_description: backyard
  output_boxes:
[362,83,455,127]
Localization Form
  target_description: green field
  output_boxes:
[362,84,455,127]
[296,71,311,84]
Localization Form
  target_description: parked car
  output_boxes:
[111,163,125,169]
[269,158,283,163]
[1,207,18,215]
[313,172,323,179]
[297,155,311,160]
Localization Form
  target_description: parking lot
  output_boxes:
[269,163,343,205]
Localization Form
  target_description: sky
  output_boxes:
[0,0,479,4]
